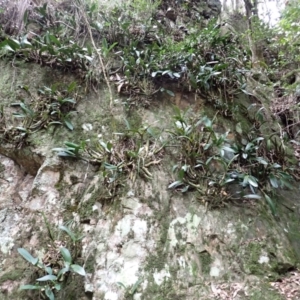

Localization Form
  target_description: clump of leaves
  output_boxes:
[230,129,295,214]
[0,0,248,104]
[167,106,296,213]
[274,2,300,67]
[53,120,164,186]
[167,107,237,206]
[117,278,143,297]
[2,82,79,147]
[52,141,87,160]
[18,225,85,300]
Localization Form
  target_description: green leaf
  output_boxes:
[242,153,248,159]
[21,35,32,48]
[49,34,61,46]
[224,178,235,184]
[241,89,254,96]
[58,152,77,158]
[17,107,27,116]
[20,285,42,290]
[71,264,86,276]
[222,146,236,153]
[117,282,127,289]
[181,165,189,172]
[248,176,258,187]
[104,162,118,170]
[129,278,143,294]
[161,88,174,96]
[243,194,261,199]
[7,38,20,50]
[172,164,178,172]
[269,174,278,188]
[45,267,53,275]
[67,82,77,93]
[245,142,254,151]
[204,143,211,151]
[242,175,249,186]
[151,71,160,77]
[18,248,39,265]
[52,149,76,157]
[59,225,75,241]
[57,267,70,278]
[45,286,55,300]
[181,185,189,193]
[168,181,184,189]
[60,247,72,264]
[264,193,276,215]
[61,98,76,104]
[107,142,113,151]
[272,163,281,168]
[36,274,57,281]
[100,141,111,152]
[166,89,175,96]
[3,44,15,52]
[64,142,79,148]
[256,157,268,165]
[52,147,71,152]
[280,177,293,189]
[64,119,74,131]
[48,121,63,126]
[178,168,185,180]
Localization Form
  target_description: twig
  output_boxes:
[75,1,114,109]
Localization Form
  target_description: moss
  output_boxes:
[0,162,5,173]
[242,241,287,279]
[144,250,167,273]
[141,277,175,300]
[174,224,183,241]
[78,185,101,220]
[199,251,212,275]
[54,169,65,192]
[84,250,96,274]
[243,242,265,275]
[0,269,25,284]
[87,184,96,194]
[69,175,79,185]
[30,217,37,226]
[125,109,143,130]
[56,273,86,300]
[191,261,199,278]
[143,213,171,297]
[249,283,284,300]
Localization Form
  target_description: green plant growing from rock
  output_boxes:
[117,278,143,298]
[18,225,86,300]
[0,82,79,148]
[230,130,295,214]
[53,141,87,160]
[167,107,237,206]
[53,119,165,182]
[167,106,296,213]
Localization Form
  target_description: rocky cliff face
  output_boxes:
[0,1,300,300]
[0,60,299,300]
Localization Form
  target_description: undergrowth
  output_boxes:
[0,0,299,212]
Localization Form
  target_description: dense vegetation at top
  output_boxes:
[0,0,299,213]
[1,1,300,298]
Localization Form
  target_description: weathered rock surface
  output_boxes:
[0,60,299,300]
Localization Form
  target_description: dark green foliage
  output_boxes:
[167,106,296,213]
[0,82,79,147]
[18,225,85,300]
